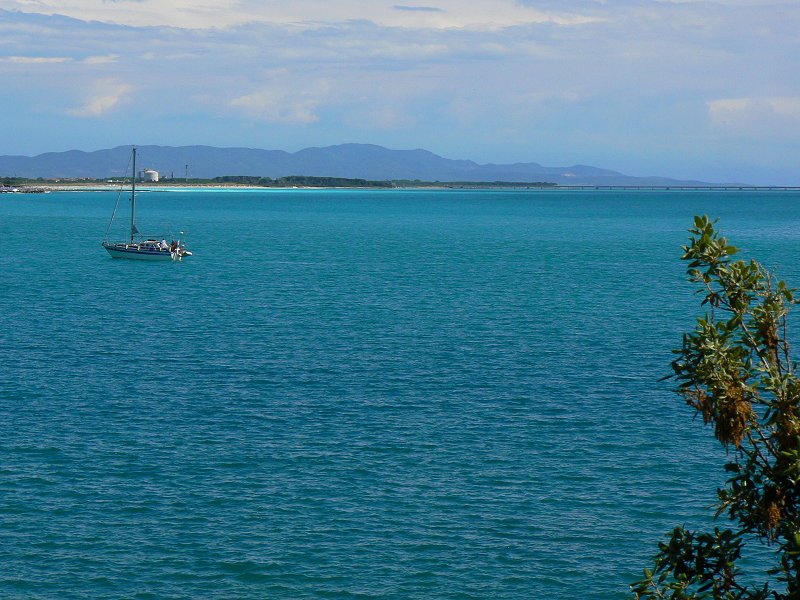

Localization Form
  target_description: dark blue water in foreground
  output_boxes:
[2,189,799,598]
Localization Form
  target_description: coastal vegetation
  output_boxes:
[211,175,393,187]
[632,216,800,598]
[0,175,556,189]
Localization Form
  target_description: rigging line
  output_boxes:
[103,151,133,241]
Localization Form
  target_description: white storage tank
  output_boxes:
[142,169,159,182]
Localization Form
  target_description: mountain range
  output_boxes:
[0,143,713,186]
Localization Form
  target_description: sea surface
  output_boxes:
[2,188,799,599]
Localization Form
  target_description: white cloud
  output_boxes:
[0,54,116,65]
[2,0,799,183]
[66,79,133,117]
[0,55,70,63]
[707,96,800,139]
[393,5,444,13]
[0,0,602,29]
[665,0,784,4]
[230,86,323,124]
[82,54,119,64]
[360,105,416,129]
[709,96,800,123]
[445,87,585,127]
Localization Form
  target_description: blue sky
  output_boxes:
[0,0,798,184]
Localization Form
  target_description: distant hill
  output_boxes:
[0,143,714,186]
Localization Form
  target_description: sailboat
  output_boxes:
[102,146,192,261]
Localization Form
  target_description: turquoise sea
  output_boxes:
[2,188,799,599]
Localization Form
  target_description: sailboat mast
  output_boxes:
[130,146,137,243]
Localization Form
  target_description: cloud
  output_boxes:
[358,105,416,129]
[66,79,133,117]
[709,97,800,121]
[1,1,799,183]
[708,96,800,138]
[0,54,116,65]
[0,55,70,63]
[0,0,602,29]
[229,85,324,124]
[393,5,444,12]
[82,54,119,64]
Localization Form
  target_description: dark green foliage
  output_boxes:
[206,176,554,188]
[632,216,800,599]
[211,175,393,187]
[0,174,557,188]
[278,175,393,188]
[212,175,274,185]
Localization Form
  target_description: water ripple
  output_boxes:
[3,190,798,598]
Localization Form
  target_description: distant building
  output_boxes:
[142,169,159,182]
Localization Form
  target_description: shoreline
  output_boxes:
[3,182,556,193]
[4,183,800,193]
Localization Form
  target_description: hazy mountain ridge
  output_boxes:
[0,143,714,185]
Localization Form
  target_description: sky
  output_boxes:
[0,0,798,184]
